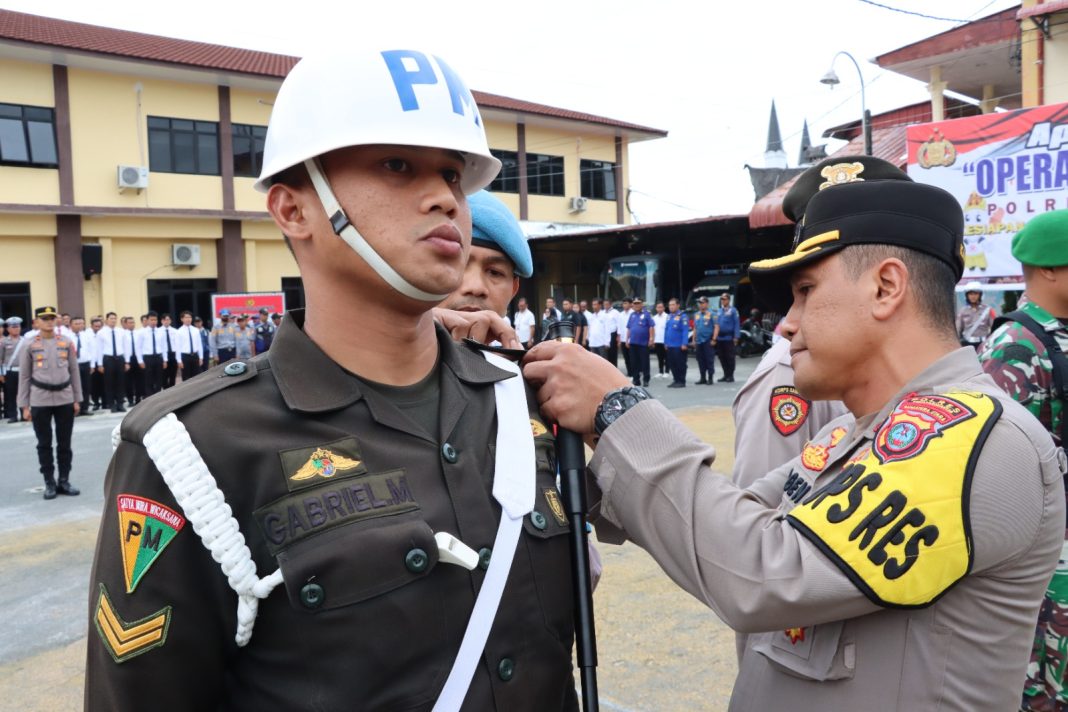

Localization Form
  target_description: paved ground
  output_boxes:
[0,351,760,711]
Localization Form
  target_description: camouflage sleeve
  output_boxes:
[978,323,1050,419]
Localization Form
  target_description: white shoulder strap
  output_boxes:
[433,351,536,711]
[140,414,283,646]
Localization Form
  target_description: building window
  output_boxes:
[232,123,267,178]
[527,153,564,196]
[488,149,520,193]
[0,103,58,168]
[148,116,219,175]
[581,159,617,200]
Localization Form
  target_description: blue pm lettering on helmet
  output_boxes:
[380,50,481,126]
[381,50,438,111]
[434,55,481,127]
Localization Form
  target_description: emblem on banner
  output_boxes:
[117,495,185,593]
[917,128,957,168]
[770,386,811,436]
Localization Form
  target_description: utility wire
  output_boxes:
[855,0,1009,23]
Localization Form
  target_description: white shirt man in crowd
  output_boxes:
[513,297,536,349]
[587,298,611,358]
[652,300,669,378]
[134,311,167,397]
[70,316,98,415]
[174,310,204,380]
[96,312,132,412]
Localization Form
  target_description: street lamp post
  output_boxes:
[820,51,872,156]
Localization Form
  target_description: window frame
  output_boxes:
[0,102,58,169]
[488,149,520,193]
[147,116,220,176]
[231,123,268,178]
[580,159,618,201]
[526,152,565,197]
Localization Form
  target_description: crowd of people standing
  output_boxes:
[524,291,741,389]
[0,307,283,420]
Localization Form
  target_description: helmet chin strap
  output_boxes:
[303,158,451,302]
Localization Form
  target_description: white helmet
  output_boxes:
[256,49,502,302]
[255,48,500,194]
[964,281,983,294]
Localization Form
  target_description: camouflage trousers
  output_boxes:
[1022,534,1068,711]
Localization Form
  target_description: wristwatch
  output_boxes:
[594,386,654,435]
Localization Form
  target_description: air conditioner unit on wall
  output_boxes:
[172,244,201,267]
[117,165,149,190]
[569,196,589,213]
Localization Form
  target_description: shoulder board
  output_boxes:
[121,358,260,444]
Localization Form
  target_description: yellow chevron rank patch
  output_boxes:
[94,583,171,663]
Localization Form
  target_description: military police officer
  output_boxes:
[86,47,576,711]
[17,306,81,499]
[524,157,1065,710]
[978,209,1068,710]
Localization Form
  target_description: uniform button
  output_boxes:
[497,657,515,681]
[441,442,458,463]
[530,511,547,531]
[478,547,492,570]
[299,583,324,609]
[405,548,429,573]
[223,361,247,376]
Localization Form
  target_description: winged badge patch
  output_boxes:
[290,448,363,482]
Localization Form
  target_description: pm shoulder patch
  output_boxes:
[94,583,171,663]
[117,495,185,593]
[770,385,811,436]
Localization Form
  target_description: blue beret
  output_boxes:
[468,191,532,278]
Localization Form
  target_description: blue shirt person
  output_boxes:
[664,298,690,387]
[714,293,739,382]
[625,298,655,386]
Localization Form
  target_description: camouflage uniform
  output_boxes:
[979,295,1068,711]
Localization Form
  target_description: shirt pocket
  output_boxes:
[750,620,856,682]
[275,515,449,707]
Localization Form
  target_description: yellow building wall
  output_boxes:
[1045,16,1068,104]
[83,235,218,317]
[0,236,57,307]
[68,68,222,209]
[245,240,299,293]
[485,120,518,151]
[0,59,61,204]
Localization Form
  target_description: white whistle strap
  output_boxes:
[304,159,449,302]
[433,353,535,711]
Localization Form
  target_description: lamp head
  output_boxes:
[820,68,841,86]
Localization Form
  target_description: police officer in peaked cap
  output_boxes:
[522,155,1064,710]
[86,47,578,712]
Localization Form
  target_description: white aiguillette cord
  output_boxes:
[432,351,535,712]
[303,158,449,303]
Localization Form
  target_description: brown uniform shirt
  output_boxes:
[731,338,850,489]
[590,348,1064,711]
[16,334,81,407]
[86,311,578,711]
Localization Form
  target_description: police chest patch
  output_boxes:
[544,488,567,525]
[94,583,171,664]
[873,393,976,465]
[787,390,1001,608]
[254,469,418,555]
[117,495,185,593]
[279,438,368,493]
[770,386,810,436]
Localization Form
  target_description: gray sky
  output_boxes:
[5,0,1021,222]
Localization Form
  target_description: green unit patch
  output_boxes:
[254,469,418,555]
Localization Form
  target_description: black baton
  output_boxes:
[544,320,599,712]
